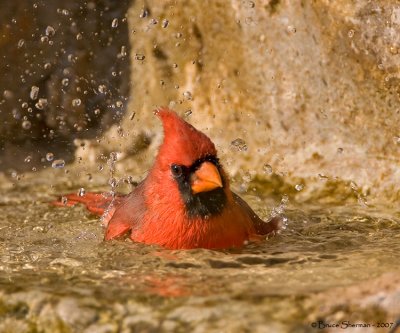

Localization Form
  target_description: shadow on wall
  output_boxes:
[0,0,132,172]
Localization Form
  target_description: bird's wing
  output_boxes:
[104,181,147,240]
[232,192,281,235]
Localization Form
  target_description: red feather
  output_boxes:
[52,108,281,249]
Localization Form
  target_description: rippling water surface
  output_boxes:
[0,175,399,332]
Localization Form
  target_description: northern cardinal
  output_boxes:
[53,108,281,249]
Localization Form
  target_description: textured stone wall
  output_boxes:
[117,0,400,202]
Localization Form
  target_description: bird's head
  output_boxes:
[150,107,228,218]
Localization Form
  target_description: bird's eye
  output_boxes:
[171,164,183,177]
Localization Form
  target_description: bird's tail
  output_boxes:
[51,192,123,217]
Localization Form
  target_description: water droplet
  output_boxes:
[52,159,65,168]
[109,152,118,162]
[78,188,86,197]
[230,138,248,151]
[348,29,354,38]
[183,91,193,100]
[120,45,127,57]
[17,39,25,48]
[35,98,48,110]
[161,19,169,28]
[98,84,107,93]
[61,196,68,205]
[46,152,54,161]
[76,33,83,40]
[139,8,148,18]
[135,53,145,61]
[318,174,329,181]
[111,18,118,28]
[45,25,55,37]
[62,78,69,86]
[22,120,31,130]
[287,25,297,34]
[247,1,255,8]
[72,98,81,107]
[30,86,39,100]
[295,184,304,191]
[263,164,273,174]
[24,155,32,163]
[109,177,117,187]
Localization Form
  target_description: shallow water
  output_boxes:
[0,173,399,332]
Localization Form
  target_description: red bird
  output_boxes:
[54,108,281,249]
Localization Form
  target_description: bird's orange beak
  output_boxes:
[191,162,223,194]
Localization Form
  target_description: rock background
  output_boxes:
[116,0,400,204]
[1,0,400,200]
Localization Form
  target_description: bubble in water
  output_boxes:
[30,86,39,100]
[295,184,304,191]
[116,100,123,108]
[120,45,127,57]
[230,138,248,151]
[172,63,178,68]
[22,120,31,130]
[161,19,169,28]
[52,159,65,168]
[242,170,252,182]
[78,188,86,197]
[94,109,101,115]
[150,18,158,25]
[183,91,193,100]
[111,18,118,28]
[62,78,69,86]
[45,26,55,37]
[61,196,68,205]
[40,36,49,43]
[263,164,273,174]
[46,152,54,161]
[22,102,28,108]
[72,98,81,107]
[184,109,192,117]
[337,147,344,153]
[35,98,48,110]
[44,62,51,69]
[348,29,354,38]
[135,54,145,61]
[24,155,32,163]
[76,33,83,40]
